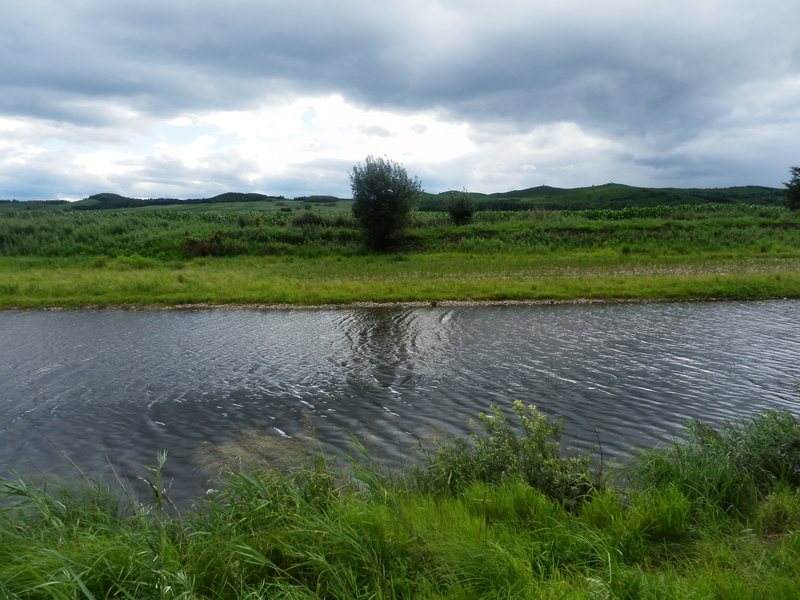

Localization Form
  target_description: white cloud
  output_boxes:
[181,95,475,193]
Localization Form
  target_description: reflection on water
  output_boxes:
[1,301,798,502]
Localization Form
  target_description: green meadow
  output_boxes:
[2,189,800,597]
[3,405,800,599]
[1,200,799,308]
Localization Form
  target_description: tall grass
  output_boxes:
[412,402,602,509]
[625,410,800,519]
[2,408,800,598]
[1,204,797,261]
[0,202,798,307]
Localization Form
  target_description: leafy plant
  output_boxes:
[415,401,601,508]
[350,155,422,249]
[444,189,477,225]
[784,165,800,210]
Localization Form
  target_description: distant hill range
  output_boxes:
[420,184,785,211]
[68,192,286,210]
[7,184,784,212]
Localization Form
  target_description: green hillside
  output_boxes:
[1,183,787,213]
[419,184,785,211]
[0,199,70,212]
[68,191,285,210]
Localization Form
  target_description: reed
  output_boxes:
[624,410,800,519]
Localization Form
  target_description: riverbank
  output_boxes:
[2,203,799,309]
[2,252,799,309]
[2,407,799,599]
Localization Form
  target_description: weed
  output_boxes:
[415,401,602,509]
[625,410,800,518]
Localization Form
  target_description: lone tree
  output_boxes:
[784,166,800,210]
[444,188,477,225]
[350,155,422,248]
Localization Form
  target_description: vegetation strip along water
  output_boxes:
[1,202,799,308]
[2,405,800,599]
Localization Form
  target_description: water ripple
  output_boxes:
[1,300,798,502]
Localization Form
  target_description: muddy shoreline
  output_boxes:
[31,295,787,311]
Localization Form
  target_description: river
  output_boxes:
[1,300,798,502]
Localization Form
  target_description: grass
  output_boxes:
[1,253,799,309]
[2,407,800,599]
[0,203,799,308]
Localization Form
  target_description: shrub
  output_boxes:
[291,210,327,227]
[350,156,422,249]
[444,189,477,225]
[182,229,235,257]
[414,401,601,509]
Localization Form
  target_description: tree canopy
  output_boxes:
[444,189,477,225]
[350,156,422,248]
[784,166,800,210]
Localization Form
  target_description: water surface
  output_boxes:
[1,301,798,501]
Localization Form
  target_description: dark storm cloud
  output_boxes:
[2,0,799,197]
[2,1,386,121]
[6,0,788,131]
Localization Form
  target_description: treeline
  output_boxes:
[418,184,785,212]
[70,192,285,210]
[5,184,784,213]
[0,199,69,205]
[293,195,345,204]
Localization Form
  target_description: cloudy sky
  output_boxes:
[2,0,799,200]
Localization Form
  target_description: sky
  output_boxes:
[2,0,799,200]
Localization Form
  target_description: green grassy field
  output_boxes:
[1,202,798,308]
[2,406,800,599]
[1,253,799,309]
[2,192,799,598]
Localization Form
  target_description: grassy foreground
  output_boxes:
[3,404,800,599]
